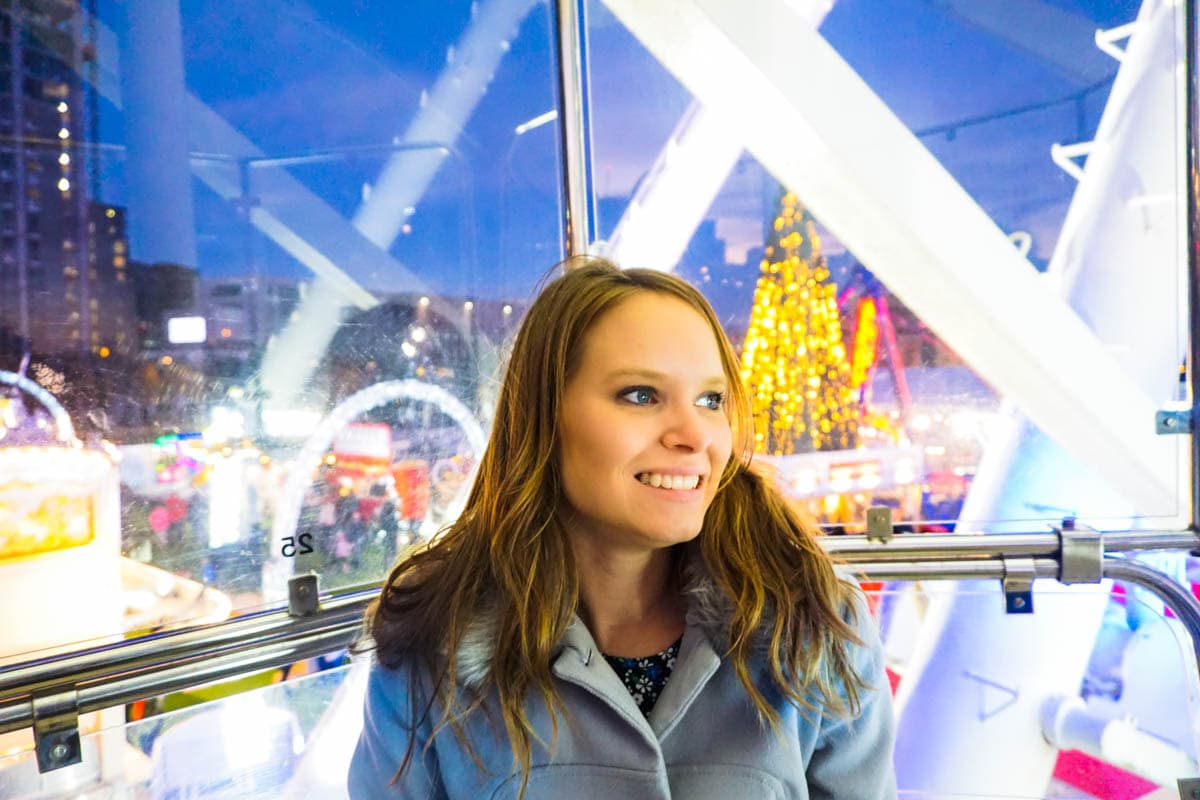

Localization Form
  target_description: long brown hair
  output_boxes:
[364,256,866,793]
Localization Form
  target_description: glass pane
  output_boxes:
[879,578,1200,798]
[2,582,1196,798]
[0,659,358,798]
[584,0,1188,533]
[0,0,563,662]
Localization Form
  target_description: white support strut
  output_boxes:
[600,0,1177,518]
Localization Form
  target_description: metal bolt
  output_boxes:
[1012,597,1026,609]
[49,743,69,762]
[1190,788,1199,800]
[1164,417,1176,429]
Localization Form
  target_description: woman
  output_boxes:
[348,257,896,799]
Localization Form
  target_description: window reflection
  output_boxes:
[0,0,561,660]
[588,0,1186,532]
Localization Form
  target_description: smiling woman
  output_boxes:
[349,257,896,799]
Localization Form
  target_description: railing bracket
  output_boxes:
[865,505,894,543]
[1002,557,1037,614]
[1156,407,1193,435]
[32,688,81,773]
[1178,776,1200,800]
[1055,518,1103,584]
[288,573,321,617]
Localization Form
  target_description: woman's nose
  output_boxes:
[661,404,710,451]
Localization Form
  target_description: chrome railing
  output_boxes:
[0,588,371,734]
[2,529,1197,743]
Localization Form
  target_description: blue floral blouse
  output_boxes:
[601,637,682,715]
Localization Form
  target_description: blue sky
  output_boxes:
[91,0,1144,301]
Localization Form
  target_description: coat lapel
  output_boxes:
[647,622,722,740]
[550,616,660,744]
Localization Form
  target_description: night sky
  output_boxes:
[90,0,1145,304]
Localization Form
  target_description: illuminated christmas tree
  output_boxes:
[739,193,859,455]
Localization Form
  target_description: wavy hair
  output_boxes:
[363,256,866,795]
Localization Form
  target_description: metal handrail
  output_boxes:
[825,532,1061,561]
[0,589,374,733]
[0,589,374,701]
[1102,557,1200,667]
[846,557,1061,581]
[823,530,1200,561]
[0,531,1197,736]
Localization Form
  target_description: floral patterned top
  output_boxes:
[601,637,682,715]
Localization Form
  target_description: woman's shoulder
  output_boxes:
[362,649,426,687]
[830,573,871,618]
[821,575,883,652]
[359,648,449,724]
[367,602,499,695]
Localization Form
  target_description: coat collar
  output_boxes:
[454,544,734,691]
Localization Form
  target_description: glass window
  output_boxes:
[585,0,1189,534]
[1,585,1196,798]
[0,0,563,663]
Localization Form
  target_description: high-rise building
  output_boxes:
[202,276,303,379]
[87,201,136,357]
[130,260,199,354]
[0,0,129,360]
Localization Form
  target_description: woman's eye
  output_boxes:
[618,386,656,405]
[697,391,726,411]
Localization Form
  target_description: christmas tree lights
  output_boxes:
[739,193,859,455]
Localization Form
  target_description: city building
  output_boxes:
[0,1,134,362]
[202,276,302,379]
[131,260,199,356]
[87,202,136,358]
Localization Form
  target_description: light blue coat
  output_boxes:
[348,566,896,799]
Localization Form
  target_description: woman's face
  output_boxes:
[558,292,734,555]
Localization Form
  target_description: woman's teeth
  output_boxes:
[638,473,700,490]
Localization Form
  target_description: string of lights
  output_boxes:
[738,193,858,455]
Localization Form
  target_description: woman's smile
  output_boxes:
[635,472,703,491]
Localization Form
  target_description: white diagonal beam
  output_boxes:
[601,0,1175,513]
[604,100,744,271]
[353,0,540,247]
[259,0,539,406]
[606,0,836,272]
[184,98,390,310]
